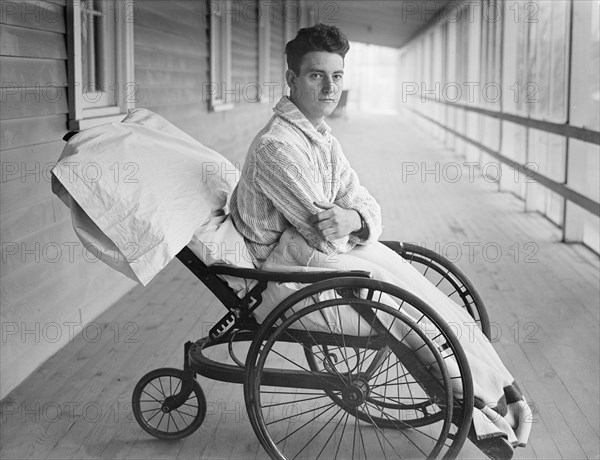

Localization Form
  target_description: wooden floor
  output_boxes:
[1,113,598,460]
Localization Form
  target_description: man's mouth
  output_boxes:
[319,99,337,103]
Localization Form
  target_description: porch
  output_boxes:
[1,113,598,459]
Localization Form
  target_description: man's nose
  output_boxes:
[322,78,336,94]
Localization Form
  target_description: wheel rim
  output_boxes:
[401,244,490,339]
[133,368,206,439]
[245,279,473,460]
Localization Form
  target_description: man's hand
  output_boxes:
[309,202,362,241]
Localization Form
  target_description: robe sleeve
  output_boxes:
[252,138,340,255]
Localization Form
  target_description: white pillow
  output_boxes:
[189,213,254,268]
[51,109,239,285]
[188,213,256,296]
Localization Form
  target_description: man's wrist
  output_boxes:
[351,211,367,237]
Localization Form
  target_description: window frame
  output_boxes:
[258,1,271,103]
[209,0,234,112]
[283,0,296,96]
[66,0,135,130]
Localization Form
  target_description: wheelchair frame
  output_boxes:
[131,241,492,460]
[60,130,500,459]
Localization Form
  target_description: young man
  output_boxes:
[230,23,531,454]
[230,23,382,264]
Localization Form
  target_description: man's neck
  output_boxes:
[289,96,323,128]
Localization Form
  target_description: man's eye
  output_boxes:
[334,75,343,81]
[311,74,322,79]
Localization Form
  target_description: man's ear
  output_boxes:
[285,69,296,89]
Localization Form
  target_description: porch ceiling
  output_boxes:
[316,0,449,49]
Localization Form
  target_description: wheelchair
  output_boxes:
[131,240,492,460]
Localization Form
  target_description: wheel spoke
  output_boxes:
[288,315,352,383]
[364,400,443,446]
[291,405,345,460]
[170,408,197,418]
[175,408,191,426]
[355,407,368,460]
[267,400,336,427]
[262,393,330,409]
[336,304,353,380]
[362,403,400,458]
[158,377,167,399]
[141,390,163,404]
[169,413,180,432]
[274,401,337,444]
[141,407,162,418]
[314,406,348,460]
[148,381,165,398]
[268,346,349,390]
[333,411,351,459]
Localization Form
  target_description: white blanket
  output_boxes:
[260,227,532,448]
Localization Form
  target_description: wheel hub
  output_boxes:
[162,396,175,412]
[342,379,369,407]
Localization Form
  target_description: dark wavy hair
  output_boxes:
[285,23,350,75]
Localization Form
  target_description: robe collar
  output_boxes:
[274,96,332,145]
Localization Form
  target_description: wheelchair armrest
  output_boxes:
[381,240,451,265]
[177,246,371,282]
[205,264,372,283]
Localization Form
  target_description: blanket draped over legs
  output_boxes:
[256,228,532,454]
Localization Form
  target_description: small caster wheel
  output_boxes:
[132,367,206,440]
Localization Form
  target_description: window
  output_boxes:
[67,0,135,130]
[570,0,600,130]
[209,0,233,111]
[527,0,570,122]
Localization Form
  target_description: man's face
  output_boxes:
[288,51,344,126]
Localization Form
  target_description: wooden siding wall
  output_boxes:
[133,0,283,166]
[133,1,208,139]
[1,0,291,399]
[0,0,136,400]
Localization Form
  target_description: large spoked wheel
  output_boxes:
[244,278,474,460]
[389,242,491,339]
[132,367,206,440]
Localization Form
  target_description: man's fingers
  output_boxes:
[314,220,330,232]
[312,210,334,223]
[323,230,341,241]
[320,226,341,241]
[311,202,346,241]
[309,210,329,224]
